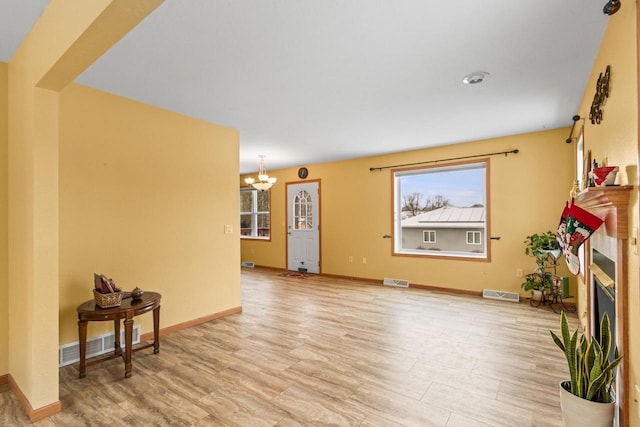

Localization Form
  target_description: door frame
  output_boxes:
[285,179,321,273]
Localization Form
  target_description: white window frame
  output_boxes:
[466,231,482,245]
[423,230,436,243]
[240,188,271,240]
[393,160,489,260]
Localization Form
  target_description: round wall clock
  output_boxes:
[298,167,309,179]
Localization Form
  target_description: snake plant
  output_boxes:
[550,311,622,403]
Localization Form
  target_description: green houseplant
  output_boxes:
[550,311,622,426]
[524,231,558,266]
[520,271,551,293]
[521,231,558,295]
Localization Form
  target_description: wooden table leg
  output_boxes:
[153,306,160,354]
[78,319,88,379]
[124,317,133,378]
[114,319,122,356]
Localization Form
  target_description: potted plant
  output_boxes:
[522,231,558,298]
[521,271,552,295]
[524,231,559,267]
[550,311,622,426]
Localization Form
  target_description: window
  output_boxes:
[393,160,489,259]
[466,231,481,245]
[423,230,436,243]
[294,190,313,230]
[575,131,586,278]
[240,188,271,239]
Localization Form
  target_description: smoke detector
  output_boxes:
[463,71,489,85]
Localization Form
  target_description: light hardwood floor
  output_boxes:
[1,268,576,426]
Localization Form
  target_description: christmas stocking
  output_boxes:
[556,200,570,251]
[557,199,604,274]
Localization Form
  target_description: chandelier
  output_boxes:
[244,155,277,191]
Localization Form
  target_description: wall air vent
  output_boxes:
[482,289,520,303]
[59,325,140,367]
[383,278,410,288]
[241,261,255,268]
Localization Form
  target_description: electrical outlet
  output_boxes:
[348,256,353,263]
[516,268,523,278]
[362,257,367,264]
[224,224,233,234]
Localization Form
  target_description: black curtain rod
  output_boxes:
[369,149,519,172]
[565,115,584,144]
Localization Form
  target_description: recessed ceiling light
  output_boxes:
[463,71,490,85]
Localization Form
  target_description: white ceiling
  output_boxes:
[1,1,610,173]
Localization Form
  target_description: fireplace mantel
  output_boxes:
[574,185,632,239]
[574,184,632,427]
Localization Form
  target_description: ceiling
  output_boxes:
[1,1,610,173]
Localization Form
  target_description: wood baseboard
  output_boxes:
[409,282,483,297]
[319,272,381,285]
[140,306,243,341]
[296,269,484,297]
[0,373,8,385]
[248,265,285,273]
[8,374,61,422]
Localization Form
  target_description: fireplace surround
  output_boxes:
[574,185,632,426]
[591,248,616,362]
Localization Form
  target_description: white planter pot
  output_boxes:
[559,381,615,427]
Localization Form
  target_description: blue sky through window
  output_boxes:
[400,166,485,208]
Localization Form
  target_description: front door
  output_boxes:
[287,181,320,274]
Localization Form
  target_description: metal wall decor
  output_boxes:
[589,65,611,125]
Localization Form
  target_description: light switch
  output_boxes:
[224,224,233,234]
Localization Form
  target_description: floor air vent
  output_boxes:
[241,261,255,268]
[383,278,409,288]
[59,325,140,367]
[482,289,520,303]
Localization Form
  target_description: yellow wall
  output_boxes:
[6,0,164,414]
[9,39,63,414]
[58,84,241,344]
[242,127,574,296]
[575,3,639,426]
[0,62,8,376]
[5,0,239,412]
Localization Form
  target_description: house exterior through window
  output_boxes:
[393,160,489,259]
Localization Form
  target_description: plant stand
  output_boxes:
[528,250,576,314]
[549,287,576,314]
[529,289,548,307]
